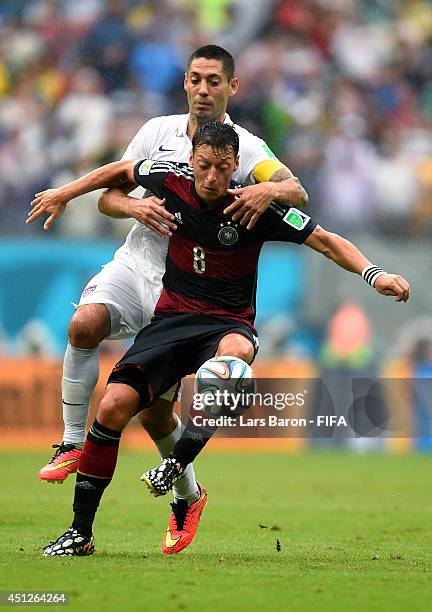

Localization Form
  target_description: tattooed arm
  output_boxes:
[224,165,308,230]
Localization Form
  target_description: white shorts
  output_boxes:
[78,252,163,341]
[77,224,178,401]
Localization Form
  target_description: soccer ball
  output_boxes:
[194,356,255,417]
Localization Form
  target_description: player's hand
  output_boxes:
[374,274,410,302]
[128,196,177,238]
[225,183,277,230]
[27,189,69,230]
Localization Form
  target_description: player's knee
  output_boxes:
[216,334,254,364]
[137,399,177,439]
[97,387,136,431]
[68,305,111,348]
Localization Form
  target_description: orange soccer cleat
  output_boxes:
[162,482,208,555]
[38,444,82,483]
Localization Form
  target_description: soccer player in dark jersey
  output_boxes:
[39,122,410,556]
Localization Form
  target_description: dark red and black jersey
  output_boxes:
[134,160,316,329]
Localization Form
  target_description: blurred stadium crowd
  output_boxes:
[1,0,432,239]
[1,1,431,443]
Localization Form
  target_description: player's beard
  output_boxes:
[194,111,217,126]
[192,101,223,126]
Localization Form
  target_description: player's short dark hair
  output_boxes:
[192,121,239,157]
[187,45,235,80]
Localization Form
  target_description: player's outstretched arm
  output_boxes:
[304,226,410,302]
[225,166,308,230]
[27,160,137,230]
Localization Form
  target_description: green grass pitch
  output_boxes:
[0,450,431,611]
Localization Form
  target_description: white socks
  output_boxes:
[62,343,99,445]
[154,413,199,503]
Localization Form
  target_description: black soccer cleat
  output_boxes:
[141,454,185,497]
[43,527,95,557]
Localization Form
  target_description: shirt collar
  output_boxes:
[176,112,233,137]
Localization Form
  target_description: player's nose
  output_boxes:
[198,81,209,96]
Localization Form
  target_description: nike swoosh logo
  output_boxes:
[205,363,230,380]
[164,529,181,548]
[159,145,177,152]
[44,459,78,471]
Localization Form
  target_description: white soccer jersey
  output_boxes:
[115,113,280,268]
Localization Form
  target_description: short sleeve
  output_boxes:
[121,117,161,161]
[133,160,168,199]
[236,126,284,184]
[258,205,317,244]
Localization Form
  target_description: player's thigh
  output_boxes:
[108,319,187,405]
[184,319,258,369]
[78,258,152,340]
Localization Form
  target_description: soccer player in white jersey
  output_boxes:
[29,45,308,554]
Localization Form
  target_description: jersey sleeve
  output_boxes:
[257,204,317,244]
[121,117,161,160]
[133,160,169,199]
[236,127,286,184]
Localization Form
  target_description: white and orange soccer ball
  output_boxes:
[194,356,255,417]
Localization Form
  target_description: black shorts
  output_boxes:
[107,313,258,404]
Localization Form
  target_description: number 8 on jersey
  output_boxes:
[193,246,206,274]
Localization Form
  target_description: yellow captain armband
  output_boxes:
[253,159,287,183]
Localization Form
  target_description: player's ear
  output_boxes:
[183,72,188,91]
[229,77,239,97]
[189,151,194,167]
[234,155,240,171]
